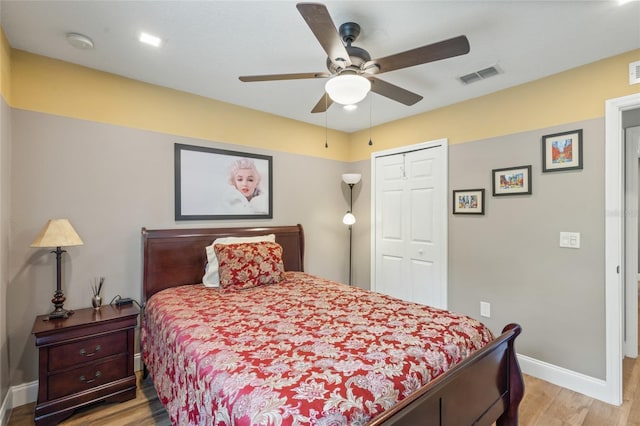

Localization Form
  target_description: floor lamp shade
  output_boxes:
[31,219,84,319]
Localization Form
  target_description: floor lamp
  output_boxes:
[342,173,361,286]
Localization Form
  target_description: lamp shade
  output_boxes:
[342,173,362,185]
[325,75,371,105]
[31,219,84,248]
[343,212,356,225]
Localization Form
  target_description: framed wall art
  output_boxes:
[492,165,532,196]
[542,129,583,172]
[453,189,485,215]
[175,143,273,220]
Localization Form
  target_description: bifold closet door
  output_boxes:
[373,143,447,309]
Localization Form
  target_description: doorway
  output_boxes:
[624,124,640,359]
[604,93,640,405]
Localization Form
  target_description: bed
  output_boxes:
[141,224,523,425]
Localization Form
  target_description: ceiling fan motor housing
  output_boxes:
[327,22,372,74]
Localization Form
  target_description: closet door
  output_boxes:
[372,141,448,309]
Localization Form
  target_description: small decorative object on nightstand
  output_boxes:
[31,304,139,425]
[90,277,104,309]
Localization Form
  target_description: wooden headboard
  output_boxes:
[141,224,304,303]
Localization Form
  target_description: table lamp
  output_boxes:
[31,219,84,319]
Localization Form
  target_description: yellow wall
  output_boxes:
[7,36,639,163]
[10,50,350,161]
[349,49,640,161]
[0,27,11,103]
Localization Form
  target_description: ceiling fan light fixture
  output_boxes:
[325,74,371,105]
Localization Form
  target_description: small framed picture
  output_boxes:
[542,129,583,172]
[492,165,532,196]
[453,189,485,215]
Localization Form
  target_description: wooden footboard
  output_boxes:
[368,323,523,426]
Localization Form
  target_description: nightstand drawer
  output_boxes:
[48,355,128,400]
[49,331,127,371]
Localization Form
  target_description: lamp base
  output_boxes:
[46,288,74,320]
[46,308,74,321]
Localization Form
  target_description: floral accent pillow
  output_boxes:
[214,241,286,292]
[202,234,276,288]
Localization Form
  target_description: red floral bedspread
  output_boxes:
[142,272,493,425]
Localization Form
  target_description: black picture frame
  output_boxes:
[174,143,273,220]
[453,189,485,215]
[492,165,532,196]
[542,129,583,172]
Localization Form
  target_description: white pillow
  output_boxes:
[202,234,276,287]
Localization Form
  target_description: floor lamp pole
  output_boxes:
[348,183,354,286]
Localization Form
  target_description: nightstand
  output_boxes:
[31,304,139,425]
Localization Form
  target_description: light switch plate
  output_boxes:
[560,231,580,249]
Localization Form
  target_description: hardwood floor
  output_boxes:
[6,357,640,426]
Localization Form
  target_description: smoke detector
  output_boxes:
[66,33,94,50]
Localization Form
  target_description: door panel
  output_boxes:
[380,255,406,300]
[373,141,447,309]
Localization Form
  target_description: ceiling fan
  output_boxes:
[239,2,470,113]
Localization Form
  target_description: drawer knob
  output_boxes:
[79,345,101,357]
[79,370,102,384]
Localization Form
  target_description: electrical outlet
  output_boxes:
[480,301,491,318]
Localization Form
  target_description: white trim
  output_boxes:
[604,92,640,406]
[0,353,143,421]
[624,125,640,358]
[518,354,611,402]
[0,387,12,426]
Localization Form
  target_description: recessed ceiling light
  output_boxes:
[343,104,358,111]
[139,32,162,47]
[66,32,94,49]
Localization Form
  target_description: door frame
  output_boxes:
[370,139,449,307]
[604,92,640,405]
[624,125,639,358]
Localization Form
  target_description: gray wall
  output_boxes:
[8,109,352,385]
[4,109,613,385]
[352,119,606,379]
[0,91,10,408]
[448,119,605,378]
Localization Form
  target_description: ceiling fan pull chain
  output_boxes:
[324,93,329,148]
[369,95,374,146]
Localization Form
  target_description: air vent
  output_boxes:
[630,61,640,85]
[458,65,502,85]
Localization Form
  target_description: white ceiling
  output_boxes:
[1,1,639,133]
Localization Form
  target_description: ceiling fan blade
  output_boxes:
[369,77,423,106]
[296,3,351,68]
[371,35,470,74]
[311,93,333,113]
[239,72,330,82]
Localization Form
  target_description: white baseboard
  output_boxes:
[0,353,143,424]
[518,353,613,404]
